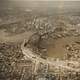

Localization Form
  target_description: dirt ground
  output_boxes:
[47,36,79,59]
[0,30,33,43]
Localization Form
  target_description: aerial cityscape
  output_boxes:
[0,0,80,80]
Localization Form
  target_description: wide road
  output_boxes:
[21,41,80,72]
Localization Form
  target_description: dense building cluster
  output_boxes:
[0,8,80,36]
[0,8,80,80]
[65,42,80,61]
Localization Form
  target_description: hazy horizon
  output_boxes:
[0,0,80,15]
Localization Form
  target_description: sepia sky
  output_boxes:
[9,0,80,1]
[14,0,80,1]
[0,0,80,9]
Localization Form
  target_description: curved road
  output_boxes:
[21,40,80,73]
